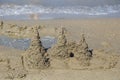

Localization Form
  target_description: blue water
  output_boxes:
[0,36,56,50]
[0,0,120,20]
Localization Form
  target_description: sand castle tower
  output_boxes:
[66,34,91,58]
[23,27,50,70]
[75,34,92,66]
[48,27,68,59]
[79,34,92,57]
[78,34,88,54]
[57,27,67,46]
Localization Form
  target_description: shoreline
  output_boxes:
[2,17,120,21]
[2,18,120,27]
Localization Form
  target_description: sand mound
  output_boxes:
[22,27,50,70]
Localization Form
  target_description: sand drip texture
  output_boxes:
[47,27,92,69]
[20,26,92,70]
[22,27,50,70]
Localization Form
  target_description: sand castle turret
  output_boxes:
[57,27,67,46]
[78,34,88,54]
[66,34,91,58]
[75,34,92,66]
[48,27,68,59]
[23,27,50,70]
[29,27,45,53]
[79,34,92,57]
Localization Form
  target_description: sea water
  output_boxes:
[0,0,120,20]
[0,36,57,50]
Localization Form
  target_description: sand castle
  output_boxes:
[22,27,50,70]
[22,27,92,70]
[0,22,94,70]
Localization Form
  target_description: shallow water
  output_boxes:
[0,0,120,20]
[0,36,56,50]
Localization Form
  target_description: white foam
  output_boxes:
[0,4,120,16]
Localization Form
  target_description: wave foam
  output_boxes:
[0,4,120,16]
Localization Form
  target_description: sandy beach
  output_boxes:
[3,18,120,52]
[0,18,120,80]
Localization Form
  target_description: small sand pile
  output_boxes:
[0,21,44,38]
[20,26,119,70]
[6,24,21,37]
[0,23,26,38]
[22,27,50,70]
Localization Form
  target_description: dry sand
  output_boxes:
[0,18,120,80]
